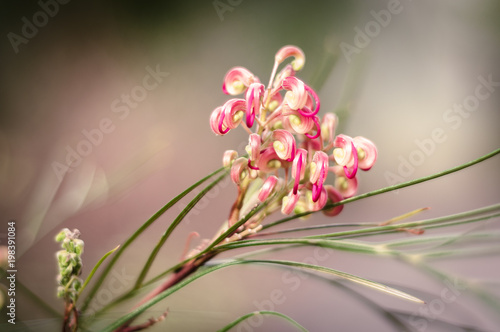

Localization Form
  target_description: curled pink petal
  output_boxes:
[258,175,278,202]
[273,64,296,89]
[321,113,338,144]
[323,185,344,217]
[222,99,246,130]
[330,165,358,198]
[353,136,377,171]
[272,129,296,161]
[282,105,315,135]
[292,149,307,194]
[230,157,248,185]
[275,45,305,71]
[343,142,358,179]
[257,148,283,173]
[282,77,308,111]
[281,190,300,215]
[222,150,238,167]
[304,115,321,139]
[311,154,328,202]
[309,186,327,211]
[304,84,320,116]
[245,83,265,127]
[210,106,229,135]
[222,67,258,95]
[246,133,261,162]
[332,134,354,166]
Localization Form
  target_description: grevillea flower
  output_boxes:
[223,99,246,130]
[272,129,296,161]
[292,148,307,194]
[281,77,308,111]
[321,113,338,144]
[330,165,358,198]
[223,150,238,167]
[333,134,358,179]
[246,133,261,166]
[257,148,282,173]
[230,157,248,185]
[281,190,300,215]
[211,46,377,221]
[222,67,258,95]
[210,106,227,135]
[245,83,265,127]
[258,175,278,202]
[323,185,344,216]
[275,45,305,72]
[353,136,378,171]
[282,105,315,135]
[307,186,328,211]
[310,151,329,202]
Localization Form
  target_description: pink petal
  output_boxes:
[222,150,238,167]
[210,106,228,135]
[323,185,344,217]
[281,190,300,215]
[245,83,265,127]
[258,175,278,202]
[222,67,258,95]
[275,45,305,71]
[230,157,248,185]
[292,149,307,194]
[272,129,296,161]
[223,99,246,130]
[353,136,378,171]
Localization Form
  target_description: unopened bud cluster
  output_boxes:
[55,228,84,302]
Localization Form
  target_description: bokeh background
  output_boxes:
[1,0,500,331]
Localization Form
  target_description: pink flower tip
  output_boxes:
[258,176,278,202]
[275,45,305,71]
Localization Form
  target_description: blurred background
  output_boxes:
[1,0,499,331]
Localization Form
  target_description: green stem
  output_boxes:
[263,148,500,230]
[217,310,308,332]
[80,167,225,313]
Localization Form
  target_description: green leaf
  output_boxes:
[78,245,120,297]
[134,170,229,288]
[217,310,308,332]
[100,259,423,331]
[80,166,226,313]
[263,148,500,231]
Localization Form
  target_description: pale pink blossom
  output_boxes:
[275,45,305,71]
[222,67,258,95]
[281,190,300,215]
[330,165,358,198]
[222,150,238,167]
[281,77,308,111]
[308,186,327,211]
[282,105,315,135]
[310,151,329,202]
[257,148,283,173]
[210,106,228,135]
[353,136,377,171]
[272,129,296,161]
[321,113,338,144]
[223,99,246,130]
[230,157,248,185]
[245,83,265,127]
[333,134,358,179]
[258,175,278,202]
[292,148,307,194]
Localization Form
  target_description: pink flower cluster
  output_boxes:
[210,46,377,217]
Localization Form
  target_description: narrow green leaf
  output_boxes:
[101,259,422,331]
[134,170,229,288]
[217,310,308,332]
[263,148,500,230]
[80,166,226,312]
[78,245,120,297]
